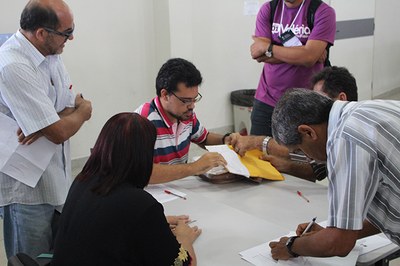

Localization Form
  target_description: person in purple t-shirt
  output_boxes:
[250,0,336,136]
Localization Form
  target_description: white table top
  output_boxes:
[162,174,399,266]
[163,187,286,265]
[168,175,329,229]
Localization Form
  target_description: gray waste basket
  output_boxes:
[230,89,255,135]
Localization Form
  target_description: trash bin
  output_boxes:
[230,89,255,136]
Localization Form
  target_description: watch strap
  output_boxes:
[286,236,300,258]
[265,43,273,57]
[222,132,232,144]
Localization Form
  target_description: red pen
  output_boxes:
[297,190,310,203]
[69,84,72,90]
[164,190,186,200]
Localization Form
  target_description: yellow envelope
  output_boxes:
[237,148,284,181]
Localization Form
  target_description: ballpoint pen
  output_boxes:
[301,217,317,236]
[164,190,187,200]
[297,190,310,203]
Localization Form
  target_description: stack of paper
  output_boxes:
[239,232,361,266]
[206,145,250,177]
[206,145,284,181]
[240,223,394,266]
[0,113,57,188]
[357,234,393,255]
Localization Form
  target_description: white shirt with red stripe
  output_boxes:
[135,97,208,164]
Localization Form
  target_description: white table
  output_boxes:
[163,188,286,265]
[162,174,399,266]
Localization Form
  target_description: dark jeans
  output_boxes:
[250,99,274,136]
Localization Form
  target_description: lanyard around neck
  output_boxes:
[279,0,305,36]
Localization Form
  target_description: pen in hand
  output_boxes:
[301,217,317,236]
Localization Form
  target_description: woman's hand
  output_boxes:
[174,220,202,246]
[166,215,190,230]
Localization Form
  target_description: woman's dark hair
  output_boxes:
[155,58,202,96]
[20,1,60,31]
[76,113,156,195]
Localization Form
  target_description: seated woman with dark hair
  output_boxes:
[52,113,201,266]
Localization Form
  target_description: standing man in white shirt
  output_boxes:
[0,0,92,259]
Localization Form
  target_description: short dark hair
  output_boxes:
[311,66,358,101]
[272,89,333,146]
[76,113,156,195]
[155,58,202,96]
[20,0,60,32]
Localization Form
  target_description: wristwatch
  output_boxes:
[265,43,273,58]
[285,236,300,258]
[262,136,272,155]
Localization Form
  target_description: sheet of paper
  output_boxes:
[357,234,393,255]
[0,113,57,187]
[0,114,19,169]
[239,242,280,266]
[318,220,392,256]
[145,184,187,203]
[205,145,284,180]
[206,165,229,175]
[192,156,229,175]
[240,232,361,266]
[206,145,250,177]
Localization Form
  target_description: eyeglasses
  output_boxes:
[43,26,74,40]
[289,149,312,163]
[170,91,202,105]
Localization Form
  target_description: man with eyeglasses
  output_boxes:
[0,0,92,259]
[135,58,228,183]
[269,88,400,260]
[229,66,358,182]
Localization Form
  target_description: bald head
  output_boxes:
[20,0,72,32]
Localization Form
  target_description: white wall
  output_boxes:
[330,0,375,100]
[0,0,158,159]
[1,0,400,160]
[65,0,157,158]
[327,0,400,99]
[373,0,400,97]
[166,0,262,132]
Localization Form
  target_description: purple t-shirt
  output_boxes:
[254,0,336,107]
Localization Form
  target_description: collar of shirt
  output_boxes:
[15,30,46,68]
[154,96,174,128]
[328,101,354,139]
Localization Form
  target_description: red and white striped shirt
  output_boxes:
[135,97,208,164]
